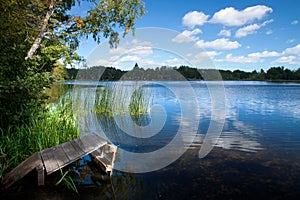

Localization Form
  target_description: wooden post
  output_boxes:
[36,164,45,186]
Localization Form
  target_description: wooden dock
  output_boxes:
[2,133,117,190]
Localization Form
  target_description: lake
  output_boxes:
[3,81,300,199]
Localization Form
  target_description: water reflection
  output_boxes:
[2,81,300,199]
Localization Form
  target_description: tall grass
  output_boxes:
[0,82,152,184]
[94,83,152,117]
[0,94,79,182]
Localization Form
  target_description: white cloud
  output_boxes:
[235,20,273,38]
[195,38,241,50]
[287,39,295,44]
[284,44,300,55]
[193,51,221,63]
[266,30,273,35]
[109,45,153,57]
[92,59,111,66]
[131,46,153,57]
[119,55,141,62]
[248,50,281,58]
[182,11,209,28]
[218,29,231,37]
[172,28,202,43]
[273,56,299,64]
[109,46,128,55]
[218,53,262,63]
[163,57,188,66]
[235,24,261,38]
[216,50,281,64]
[210,5,273,26]
[291,20,299,25]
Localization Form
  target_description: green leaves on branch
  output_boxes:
[0,0,145,129]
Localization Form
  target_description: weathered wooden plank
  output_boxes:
[61,141,80,161]
[77,136,94,153]
[52,145,70,168]
[75,137,92,153]
[90,143,117,173]
[41,148,58,174]
[2,152,42,189]
[70,139,85,156]
[90,150,107,172]
[36,164,45,186]
[88,133,107,147]
[3,133,111,189]
[43,145,71,174]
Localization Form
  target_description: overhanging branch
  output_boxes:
[25,1,55,60]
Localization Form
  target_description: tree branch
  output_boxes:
[25,1,55,60]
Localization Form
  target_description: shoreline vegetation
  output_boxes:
[67,64,300,82]
[0,92,79,184]
[0,83,151,188]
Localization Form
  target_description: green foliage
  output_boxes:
[67,65,300,82]
[0,96,79,182]
[94,84,151,116]
[56,167,79,194]
[0,0,145,130]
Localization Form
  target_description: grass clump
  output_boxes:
[94,83,152,117]
[0,95,79,183]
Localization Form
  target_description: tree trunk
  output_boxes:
[25,1,55,60]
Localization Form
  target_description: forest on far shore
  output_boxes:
[66,64,300,81]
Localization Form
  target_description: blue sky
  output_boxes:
[76,0,300,71]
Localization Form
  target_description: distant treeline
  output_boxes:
[67,64,300,81]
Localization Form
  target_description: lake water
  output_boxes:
[3,81,300,199]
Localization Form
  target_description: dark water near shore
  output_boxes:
[2,81,300,199]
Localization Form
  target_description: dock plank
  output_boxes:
[3,133,114,189]
[2,152,42,189]
[70,140,85,154]
[44,145,71,174]
[88,133,107,147]
[75,137,92,153]
[61,141,78,161]
[53,145,70,166]
[41,148,59,174]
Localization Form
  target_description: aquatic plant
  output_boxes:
[56,167,79,194]
[94,83,152,117]
[0,95,79,183]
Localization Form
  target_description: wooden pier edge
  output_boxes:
[1,133,116,190]
[2,152,43,190]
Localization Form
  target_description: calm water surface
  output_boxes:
[3,81,300,199]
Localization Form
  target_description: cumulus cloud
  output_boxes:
[218,29,231,37]
[273,56,299,64]
[215,50,281,64]
[218,53,262,63]
[248,50,281,58]
[210,5,273,26]
[182,11,209,28]
[193,51,221,63]
[291,20,299,25]
[119,55,141,62]
[235,24,261,38]
[284,44,300,55]
[195,38,241,50]
[172,28,202,43]
[235,20,273,38]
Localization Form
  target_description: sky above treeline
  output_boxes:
[75,0,300,72]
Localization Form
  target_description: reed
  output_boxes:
[94,83,152,117]
[0,95,79,182]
